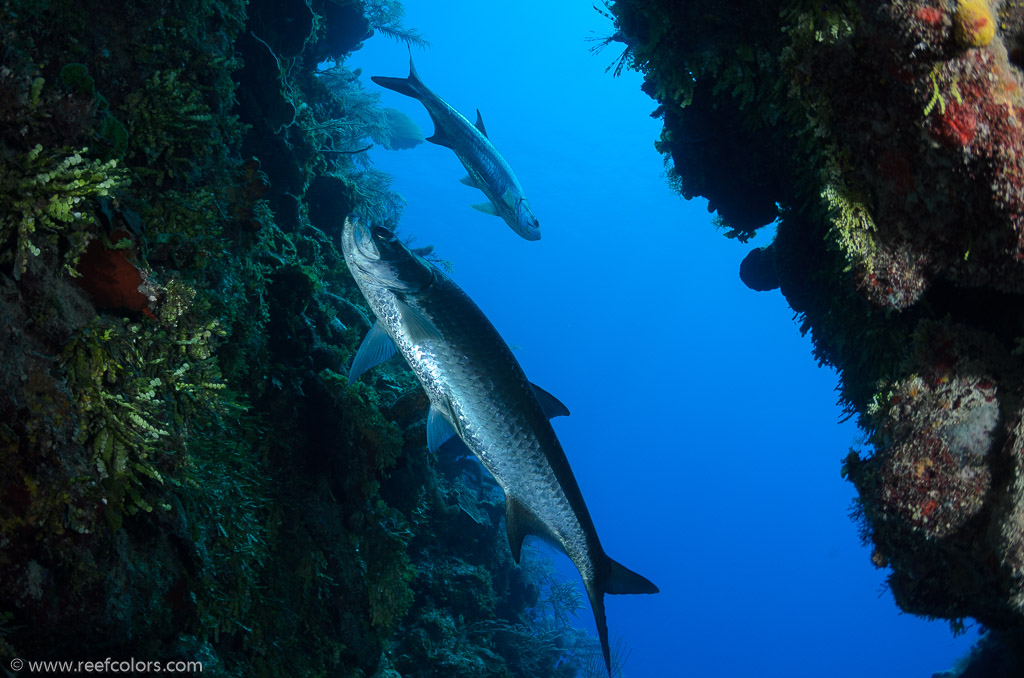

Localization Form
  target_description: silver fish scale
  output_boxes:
[373,271,598,581]
[414,85,519,206]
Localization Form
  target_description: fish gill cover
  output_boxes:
[606,0,1024,669]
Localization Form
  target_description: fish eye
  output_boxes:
[371,226,396,242]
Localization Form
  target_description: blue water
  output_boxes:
[348,3,976,675]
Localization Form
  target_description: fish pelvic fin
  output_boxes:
[426,403,458,454]
[586,556,659,676]
[504,495,529,563]
[470,201,499,216]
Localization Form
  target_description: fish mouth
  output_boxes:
[342,218,433,292]
[342,217,375,263]
[343,217,391,286]
[353,219,383,262]
[514,199,541,241]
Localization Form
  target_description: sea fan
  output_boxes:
[313,66,424,156]
[364,0,430,50]
[348,167,405,226]
[378,107,424,150]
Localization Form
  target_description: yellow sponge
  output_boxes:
[954,0,996,48]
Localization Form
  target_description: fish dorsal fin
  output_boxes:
[471,201,498,216]
[348,321,397,384]
[474,109,488,137]
[459,173,477,188]
[504,494,531,563]
[426,403,459,453]
[395,297,442,345]
[531,383,570,418]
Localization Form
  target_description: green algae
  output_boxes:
[0,144,126,279]
[0,1,605,676]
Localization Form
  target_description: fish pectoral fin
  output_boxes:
[474,109,488,137]
[504,495,531,563]
[459,173,477,188]
[470,201,499,216]
[531,383,570,418]
[395,297,443,345]
[604,557,659,595]
[348,321,397,384]
[426,403,459,454]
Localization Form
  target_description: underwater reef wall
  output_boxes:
[607,0,1024,668]
[0,1,604,676]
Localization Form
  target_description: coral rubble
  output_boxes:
[608,0,1024,665]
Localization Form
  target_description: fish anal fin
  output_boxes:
[504,495,532,563]
[348,321,397,384]
[471,201,499,216]
[531,383,570,418]
[474,109,488,137]
[604,557,659,595]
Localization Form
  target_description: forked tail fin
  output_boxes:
[370,55,425,99]
[586,557,659,676]
[605,558,658,595]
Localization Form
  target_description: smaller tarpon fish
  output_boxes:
[371,58,541,241]
[342,218,657,675]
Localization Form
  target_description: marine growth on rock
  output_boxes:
[609,0,1024,662]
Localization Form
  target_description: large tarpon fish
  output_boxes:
[371,59,541,241]
[342,218,657,674]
